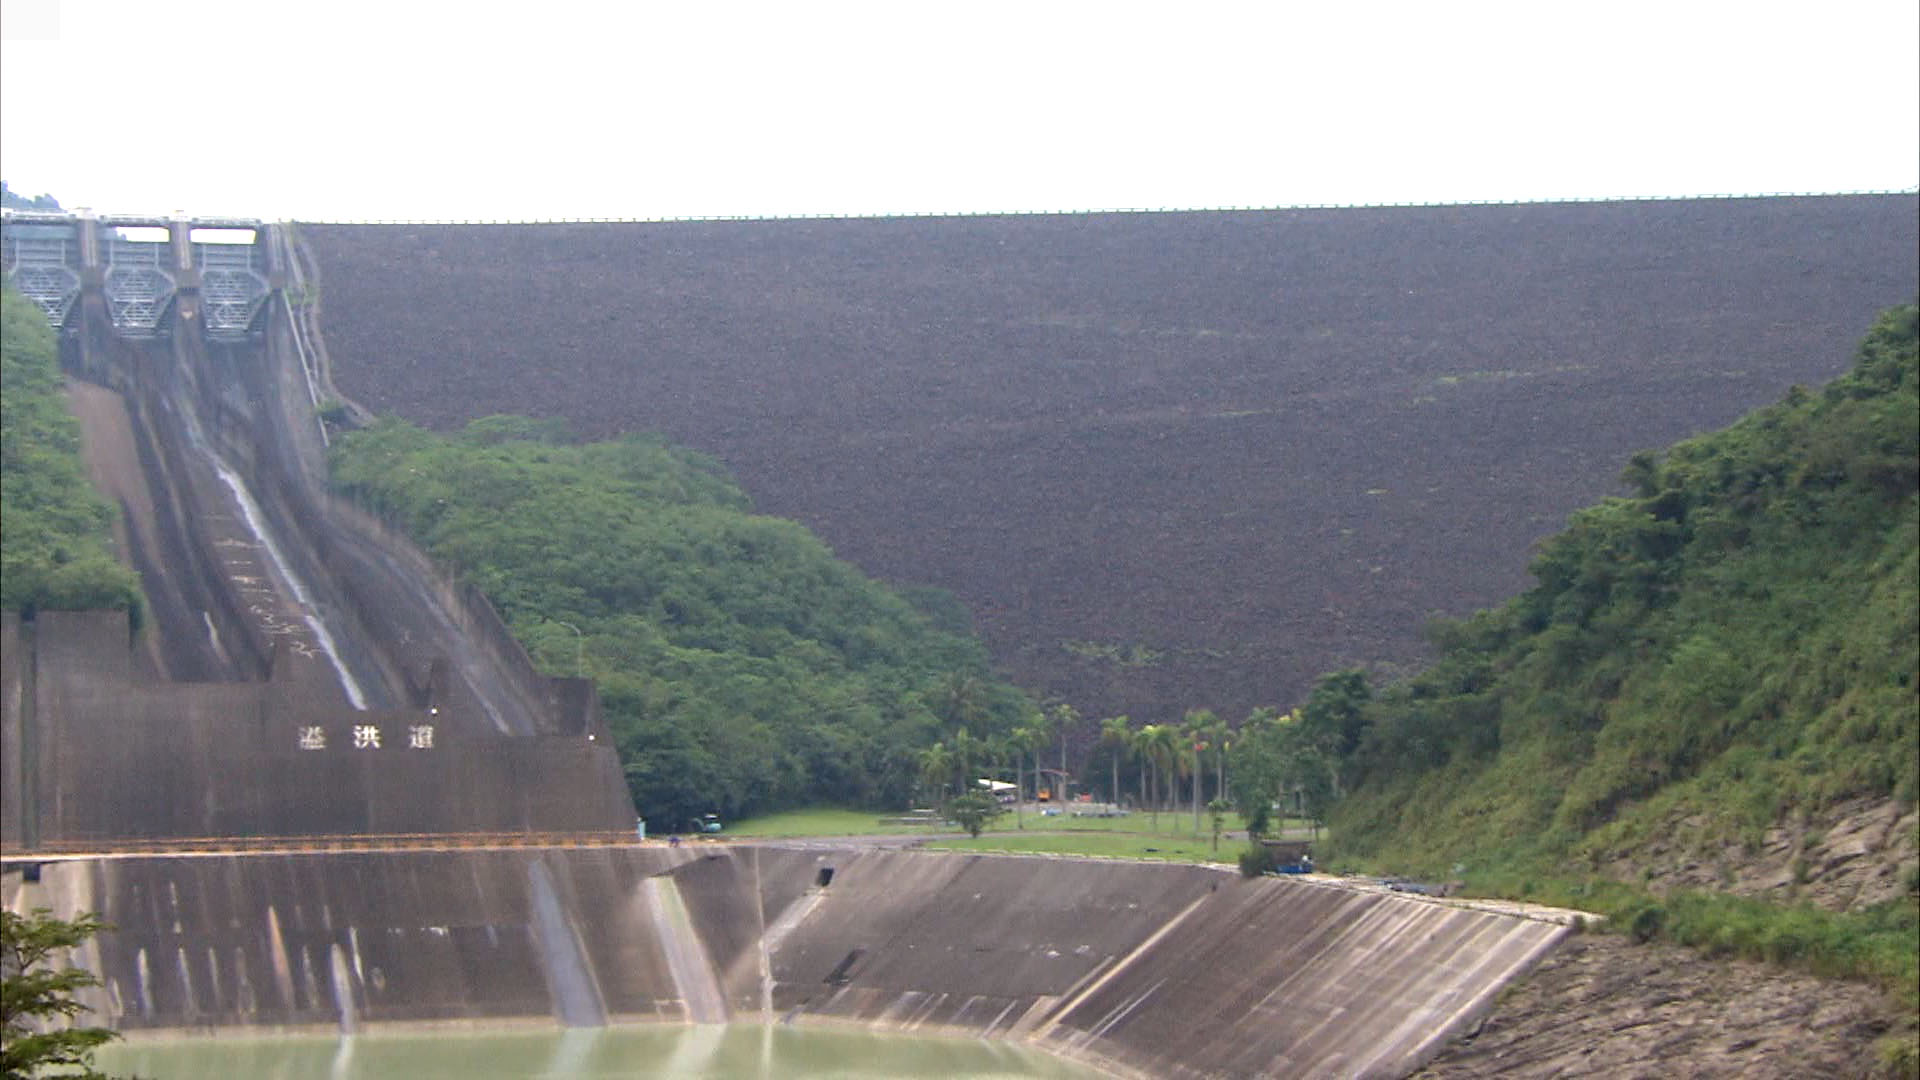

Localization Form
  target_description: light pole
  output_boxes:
[555,620,584,677]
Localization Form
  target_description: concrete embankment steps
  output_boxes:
[684,848,1568,1078]
[5,845,1569,1078]
[1039,874,1568,1078]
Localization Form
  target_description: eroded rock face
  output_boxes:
[1415,934,1905,1079]
[1599,799,1919,913]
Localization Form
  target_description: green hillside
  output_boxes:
[328,416,1035,827]
[1291,307,1918,1031]
[0,289,143,621]
[1325,304,1917,879]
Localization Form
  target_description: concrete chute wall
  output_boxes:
[4,846,1566,1077]
[3,222,637,843]
[4,610,635,841]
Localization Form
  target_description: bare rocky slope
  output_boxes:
[1416,933,1904,1079]
[1599,799,1920,914]
[303,195,1919,727]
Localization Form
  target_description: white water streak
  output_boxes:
[328,944,358,1034]
[209,457,368,708]
[645,876,728,1024]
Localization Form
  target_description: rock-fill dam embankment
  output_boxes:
[4,846,1568,1079]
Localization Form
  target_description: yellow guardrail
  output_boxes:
[1,830,673,858]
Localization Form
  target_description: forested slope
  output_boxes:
[1295,308,1920,1071]
[0,289,143,620]
[328,417,1034,826]
[1327,305,1917,889]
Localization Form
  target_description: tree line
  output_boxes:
[1322,304,1918,876]
[0,289,145,623]
[1050,306,1920,879]
[328,415,1044,829]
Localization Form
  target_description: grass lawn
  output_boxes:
[924,830,1238,863]
[718,807,937,837]
[724,805,1323,862]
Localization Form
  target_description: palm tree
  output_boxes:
[1158,725,1184,822]
[1134,725,1158,826]
[916,742,953,805]
[1184,709,1217,833]
[996,731,1023,829]
[1137,723,1179,827]
[1047,702,1081,796]
[1129,725,1151,812]
[948,728,986,798]
[1099,715,1132,806]
[1209,716,1231,810]
[1005,721,1047,828]
[938,672,989,736]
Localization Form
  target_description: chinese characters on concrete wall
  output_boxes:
[296,723,435,750]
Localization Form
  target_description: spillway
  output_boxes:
[5,846,1573,1079]
[4,219,637,844]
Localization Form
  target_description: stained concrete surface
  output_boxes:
[4,610,634,841]
[4,846,1571,1078]
[5,251,637,844]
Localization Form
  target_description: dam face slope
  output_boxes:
[7,846,1566,1079]
[3,224,636,844]
[303,196,1920,720]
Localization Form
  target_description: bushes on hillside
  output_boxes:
[329,415,1035,826]
[1324,304,1918,874]
[0,290,144,623]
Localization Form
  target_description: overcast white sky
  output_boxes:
[3,0,1916,221]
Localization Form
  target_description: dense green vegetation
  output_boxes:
[0,290,144,622]
[1240,306,1919,1021]
[0,182,62,211]
[329,416,1036,827]
[726,804,1291,865]
[2,908,121,1079]
[1322,304,1917,878]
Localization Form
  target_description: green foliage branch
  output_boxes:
[946,792,1003,838]
[1,908,119,1080]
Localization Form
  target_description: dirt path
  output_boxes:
[1415,933,1906,1078]
[65,379,171,679]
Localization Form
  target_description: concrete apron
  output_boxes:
[4,845,1576,1079]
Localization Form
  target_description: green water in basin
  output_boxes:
[93,1023,1107,1078]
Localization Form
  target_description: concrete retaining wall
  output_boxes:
[6,848,703,1030]
[9,610,633,841]
[3,250,637,845]
[1,616,26,848]
[5,846,1565,1077]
